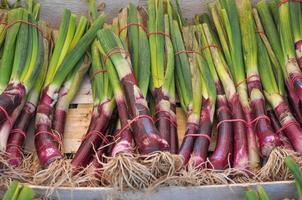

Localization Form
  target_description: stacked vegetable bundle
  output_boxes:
[0,0,106,187]
[3,0,302,191]
[32,7,106,186]
[0,0,48,168]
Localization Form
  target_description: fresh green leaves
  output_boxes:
[3,181,35,200]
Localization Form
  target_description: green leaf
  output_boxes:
[171,20,192,110]
[278,0,295,59]
[256,0,284,67]
[257,186,271,200]
[0,8,23,90]
[10,11,29,81]
[3,181,22,200]
[137,8,151,97]
[52,14,106,87]
[44,9,71,86]
[285,156,302,187]
[256,34,279,94]
[17,186,35,200]
[128,3,139,79]
[245,189,259,200]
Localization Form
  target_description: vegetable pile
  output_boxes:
[1,0,302,192]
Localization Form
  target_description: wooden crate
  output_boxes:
[5,0,298,199]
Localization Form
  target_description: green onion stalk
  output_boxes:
[52,17,89,144]
[209,2,251,170]
[245,189,259,200]
[170,16,200,165]
[3,181,35,200]
[286,156,302,200]
[279,1,302,124]
[53,56,90,151]
[278,0,302,154]
[0,7,22,93]
[290,0,302,69]
[257,34,302,181]
[70,3,115,175]
[114,5,151,156]
[285,156,302,195]
[185,25,217,168]
[97,29,176,180]
[34,9,105,168]
[257,186,271,200]
[245,186,271,200]
[99,11,156,189]
[256,0,302,125]
[253,8,293,150]
[236,0,280,159]
[221,0,261,170]
[117,4,150,97]
[99,37,154,189]
[5,22,50,167]
[71,44,115,173]
[196,14,233,170]
[256,33,302,158]
[147,0,178,153]
[0,12,7,51]
[0,6,44,152]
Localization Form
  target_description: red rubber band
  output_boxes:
[276,121,300,135]
[216,114,270,130]
[175,50,202,56]
[90,69,107,80]
[235,74,260,88]
[201,44,220,52]
[119,23,147,35]
[0,21,7,26]
[249,115,271,126]
[278,0,289,7]
[35,130,63,147]
[82,130,109,144]
[115,114,154,140]
[155,110,177,128]
[154,116,177,128]
[216,118,248,130]
[148,31,170,38]
[0,106,12,127]
[185,133,211,142]
[10,128,26,138]
[255,30,265,35]
[5,20,50,41]
[6,143,23,153]
[103,47,130,64]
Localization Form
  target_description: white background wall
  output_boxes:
[34,0,214,27]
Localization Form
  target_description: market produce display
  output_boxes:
[1,0,302,196]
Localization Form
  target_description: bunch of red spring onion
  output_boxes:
[2,0,302,190]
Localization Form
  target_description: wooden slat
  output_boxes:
[72,76,93,104]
